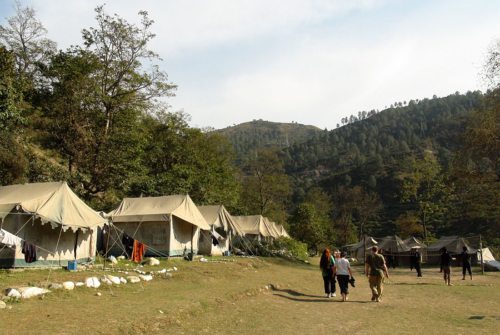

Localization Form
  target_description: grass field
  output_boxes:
[0,256,499,334]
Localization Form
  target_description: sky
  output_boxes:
[1,0,500,130]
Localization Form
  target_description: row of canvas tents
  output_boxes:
[0,182,291,268]
[349,235,496,267]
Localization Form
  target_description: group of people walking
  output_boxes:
[320,246,389,302]
[320,245,474,301]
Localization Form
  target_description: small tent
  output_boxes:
[275,224,290,238]
[350,237,378,260]
[197,205,244,256]
[403,236,428,262]
[426,236,478,265]
[263,218,281,241]
[232,215,275,242]
[0,182,107,268]
[106,195,210,257]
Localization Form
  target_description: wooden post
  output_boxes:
[191,225,194,254]
[480,234,484,275]
[0,218,3,230]
[363,234,367,265]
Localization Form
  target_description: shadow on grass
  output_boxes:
[269,285,323,298]
[273,293,370,304]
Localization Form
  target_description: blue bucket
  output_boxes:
[68,260,77,271]
[223,251,230,257]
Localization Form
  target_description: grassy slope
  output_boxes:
[0,257,499,334]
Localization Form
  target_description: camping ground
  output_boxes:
[1,257,499,334]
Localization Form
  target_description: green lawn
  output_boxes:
[0,257,499,334]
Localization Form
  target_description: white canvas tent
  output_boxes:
[232,215,276,242]
[197,205,244,256]
[106,195,210,257]
[0,182,107,268]
[426,236,478,265]
[350,237,378,260]
[275,224,290,238]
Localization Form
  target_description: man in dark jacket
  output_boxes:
[441,247,456,286]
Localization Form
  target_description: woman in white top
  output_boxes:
[336,251,353,302]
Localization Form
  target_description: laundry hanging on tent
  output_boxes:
[131,240,147,262]
[0,229,22,248]
[22,241,37,263]
[212,235,220,246]
[122,232,135,257]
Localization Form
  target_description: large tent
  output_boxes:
[263,217,281,241]
[403,236,428,262]
[106,195,210,257]
[0,182,107,268]
[349,237,378,260]
[426,236,478,265]
[275,224,290,238]
[377,235,412,266]
[232,215,276,242]
[197,205,244,256]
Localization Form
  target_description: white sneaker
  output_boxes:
[332,293,336,297]
[327,293,331,298]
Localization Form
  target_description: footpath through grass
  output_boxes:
[1,256,499,334]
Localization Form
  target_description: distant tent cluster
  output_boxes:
[348,235,496,268]
[0,182,291,268]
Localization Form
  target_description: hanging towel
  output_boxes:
[131,240,147,263]
[0,229,22,248]
[122,232,135,258]
[22,241,37,263]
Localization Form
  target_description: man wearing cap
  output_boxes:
[366,246,389,302]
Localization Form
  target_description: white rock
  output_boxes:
[144,258,160,266]
[62,282,75,290]
[5,288,21,298]
[75,282,84,287]
[163,273,173,279]
[17,287,50,299]
[101,278,112,285]
[138,275,153,281]
[0,301,6,309]
[126,276,141,283]
[199,257,208,262]
[105,275,121,285]
[85,277,101,288]
[96,292,101,296]
[49,283,63,290]
[120,277,127,284]
[158,269,166,274]
[173,267,178,271]
[117,256,126,260]
[108,256,117,264]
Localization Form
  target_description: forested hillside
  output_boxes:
[216,120,321,166]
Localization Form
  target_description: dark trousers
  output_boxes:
[323,271,336,294]
[462,263,472,275]
[410,259,414,271]
[337,274,349,295]
[415,262,422,277]
[388,257,396,269]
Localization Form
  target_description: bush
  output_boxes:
[274,237,308,260]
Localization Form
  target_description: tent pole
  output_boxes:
[191,225,194,254]
[0,218,3,230]
[363,234,367,265]
[103,224,111,270]
[480,234,484,275]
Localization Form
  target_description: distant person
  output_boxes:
[319,249,336,298]
[409,248,415,272]
[387,248,396,269]
[336,251,354,302]
[441,247,456,286]
[414,248,422,277]
[461,246,473,281]
[366,246,389,302]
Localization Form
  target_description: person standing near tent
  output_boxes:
[336,251,354,302]
[409,248,415,272]
[366,246,389,302]
[441,247,456,286]
[461,246,473,281]
[320,249,336,298]
[414,248,422,277]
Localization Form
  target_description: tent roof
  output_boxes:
[479,248,495,262]
[263,218,281,239]
[377,236,411,253]
[426,236,476,253]
[0,182,107,231]
[275,224,290,238]
[350,237,378,251]
[107,194,210,230]
[232,215,274,237]
[403,237,426,248]
[197,205,246,235]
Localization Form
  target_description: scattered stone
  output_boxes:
[199,258,208,262]
[144,258,160,266]
[85,277,101,288]
[105,275,121,285]
[117,256,126,260]
[138,275,153,281]
[75,282,84,287]
[0,301,6,309]
[265,286,269,290]
[17,287,50,299]
[173,267,178,271]
[5,288,21,298]
[163,273,173,279]
[6,305,12,310]
[101,278,112,285]
[62,282,75,290]
[96,292,101,296]
[49,283,63,290]
[120,277,127,284]
[126,276,141,283]
[108,256,117,264]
